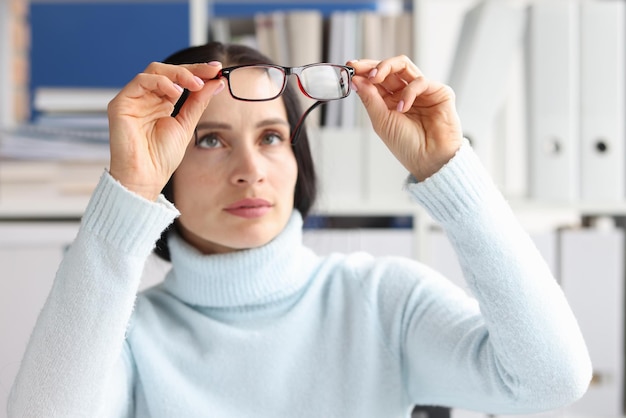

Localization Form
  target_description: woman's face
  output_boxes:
[173,76,297,255]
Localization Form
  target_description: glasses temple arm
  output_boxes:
[291,100,326,145]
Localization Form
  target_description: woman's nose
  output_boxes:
[230,146,266,185]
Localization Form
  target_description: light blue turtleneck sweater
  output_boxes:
[8,142,591,417]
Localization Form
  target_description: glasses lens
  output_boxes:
[228,66,285,100]
[300,65,350,100]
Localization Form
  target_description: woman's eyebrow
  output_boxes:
[256,118,290,128]
[196,118,289,131]
[196,122,231,130]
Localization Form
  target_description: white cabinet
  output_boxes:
[0,222,79,418]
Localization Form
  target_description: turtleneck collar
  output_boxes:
[160,211,319,308]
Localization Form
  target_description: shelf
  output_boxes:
[0,196,88,220]
[506,198,626,217]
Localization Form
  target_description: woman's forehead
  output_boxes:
[200,91,288,126]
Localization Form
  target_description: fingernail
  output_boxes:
[207,61,221,66]
[194,76,205,86]
[213,80,225,96]
[368,68,378,79]
[350,81,358,92]
[397,100,404,112]
[174,83,184,93]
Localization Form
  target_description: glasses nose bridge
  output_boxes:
[288,65,314,99]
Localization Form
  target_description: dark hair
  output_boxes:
[154,42,318,261]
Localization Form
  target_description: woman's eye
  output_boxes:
[261,132,284,145]
[196,132,223,149]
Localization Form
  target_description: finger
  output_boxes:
[179,61,223,84]
[375,73,409,97]
[347,58,380,68]
[143,61,222,92]
[174,78,225,135]
[346,59,381,77]
[368,55,422,84]
[367,57,422,98]
[348,57,421,82]
[394,76,430,113]
[118,72,187,103]
[351,75,391,128]
[349,56,422,99]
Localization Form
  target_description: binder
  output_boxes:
[579,0,626,201]
[360,11,382,60]
[394,12,413,58]
[340,11,359,129]
[285,10,323,66]
[496,46,528,199]
[268,12,290,66]
[324,11,345,128]
[285,10,323,127]
[527,1,580,201]
[559,225,624,417]
[254,13,275,62]
[357,11,383,127]
[308,128,365,209]
[413,0,473,83]
[254,12,289,65]
[364,129,411,207]
[447,0,526,189]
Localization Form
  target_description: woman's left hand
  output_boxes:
[348,56,463,182]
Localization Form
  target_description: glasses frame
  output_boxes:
[217,63,354,102]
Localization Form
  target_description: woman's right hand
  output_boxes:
[107,61,225,201]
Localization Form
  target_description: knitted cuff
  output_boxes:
[81,171,179,257]
[404,139,505,223]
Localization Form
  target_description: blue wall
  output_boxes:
[30,2,190,90]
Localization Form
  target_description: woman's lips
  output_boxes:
[224,198,272,218]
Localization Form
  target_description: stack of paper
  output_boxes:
[0,87,111,202]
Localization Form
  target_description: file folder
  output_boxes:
[308,128,364,209]
[447,0,526,187]
[560,226,624,417]
[579,0,626,201]
[364,129,410,206]
[527,1,580,201]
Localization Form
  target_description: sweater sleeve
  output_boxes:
[400,140,592,414]
[7,171,179,417]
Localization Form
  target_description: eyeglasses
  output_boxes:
[218,63,354,102]
[172,63,354,144]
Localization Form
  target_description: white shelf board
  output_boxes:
[0,196,89,219]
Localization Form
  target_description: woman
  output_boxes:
[8,42,591,417]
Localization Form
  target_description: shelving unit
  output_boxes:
[1,2,625,418]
